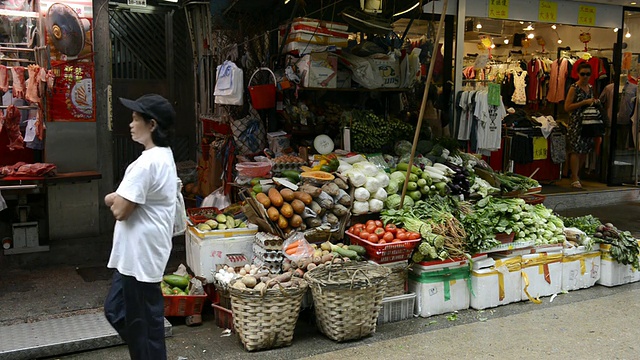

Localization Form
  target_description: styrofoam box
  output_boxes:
[190,224,258,239]
[597,244,640,287]
[185,227,255,283]
[470,255,522,310]
[409,258,471,318]
[562,247,601,291]
[296,52,338,89]
[520,252,563,300]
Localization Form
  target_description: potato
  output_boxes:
[254,282,267,292]
[267,207,280,222]
[291,199,305,214]
[268,187,284,207]
[280,202,294,218]
[293,191,313,205]
[290,214,303,228]
[242,276,258,288]
[255,193,271,208]
[278,215,289,229]
[232,281,247,289]
[280,188,295,202]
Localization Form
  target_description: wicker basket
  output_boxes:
[229,278,308,351]
[382,263,409,297]
[303,262,391,342]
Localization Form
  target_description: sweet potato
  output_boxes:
[255,192,271,208]
[267,207,280,222]
[290,214,303,228]
[293,191,313,205]
[291,199,305,214]
[280,188,295,202]
[280,202,294,218]
[278,215,289,229]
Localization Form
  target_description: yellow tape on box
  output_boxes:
[521,252,563,303]
[471,256,522,310]
[561,251,600,291]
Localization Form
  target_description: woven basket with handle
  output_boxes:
[304,262,391,342]
[229,277,308,351]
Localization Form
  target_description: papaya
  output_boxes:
[163,274,190,289]
[300,171,335,181]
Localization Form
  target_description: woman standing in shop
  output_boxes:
[564,63,597,189]
[104,94,177,360]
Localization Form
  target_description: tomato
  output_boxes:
[409,232,421,240]
[354,223,365,230]
[353,228,361,236]
[366,224,377,233]
[374,227,385,236]
[348,226,355,233]
[366,220,376,228]
[367,234,379,243]
[374,220,383,228]
[383,232,394,242]
[378,239,387,244]
[360,231,370,240]
[385,224,397,234]
[392,238,402,243]
[397,232,408,241]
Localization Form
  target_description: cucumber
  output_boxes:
[281,170,301,182]
[396,162,422,175]
[347,245,366,256]
[331,245,359,259]
[164,274,190,289]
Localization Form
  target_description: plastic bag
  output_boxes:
[202,187,231,210]
[282,232,314,261]
[173,178,188,237]
[366,153,389,172]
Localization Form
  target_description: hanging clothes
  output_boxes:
[547,58,569,103]
[511,71,528,105]
[570,57,605,89]
[457,90,475,141]
[474,90,505,154]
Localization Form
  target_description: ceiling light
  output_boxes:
[614,28,619,32]
[519,21,524,24]
[557,39,562,44]
[551,24,557,30]
[504,38,510,44]
[476,23,483,29]
[626,31,632,38]
[528,33,535,39]
[632,2,637,5]
[490,44,496,49]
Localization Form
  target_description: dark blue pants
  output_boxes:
[104,270,167,360]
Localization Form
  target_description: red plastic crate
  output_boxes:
[346,231,420,264]
[186,207,222,225]
[201,117,231,135]
[163,294,208,317]
[212,303,234,331]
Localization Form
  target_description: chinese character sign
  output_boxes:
[533,137,548,160]
[578,5,596,26]
[488,0,509,19]
[538,1,557,23]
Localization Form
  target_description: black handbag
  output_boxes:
[580,105,606,137]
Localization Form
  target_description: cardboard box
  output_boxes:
[285,31,349,47]
[597,244,640,287]
[409,258,470,317]
[185,227,255,283]
[520,252,563,301]
[561,247,601,291]
[297,52,338,88]
[470,256,522,310]
[336,69,352,89]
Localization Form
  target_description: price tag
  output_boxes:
[538,1,557,23]
[578,5,596,26]
[488,0,509,19]
[533,137,548,160]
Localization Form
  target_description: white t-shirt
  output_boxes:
[474,91,505,154]
[107,146,177,283]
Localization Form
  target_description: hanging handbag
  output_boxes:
[173,178,188,237]
[214,61,244,106]
[580,105,606,137]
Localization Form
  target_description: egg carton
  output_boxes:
[254,232,284,251]
[271,162,306,173]
[252,257,282,274]
[252,243,285,262]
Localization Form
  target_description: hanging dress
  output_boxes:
[511,71,528,105]
[568,83,595,154]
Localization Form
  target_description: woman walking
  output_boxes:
[104,94,177,359]
[564,63,597,189]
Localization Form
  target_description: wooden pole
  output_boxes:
[400,0,448,208]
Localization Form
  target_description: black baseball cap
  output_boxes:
[119,94,176,128]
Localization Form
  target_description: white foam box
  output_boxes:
[561,246,601,291]
[520,251,563,301]
[296,52,338,88]
[408,257,472,318]
[185,227,255,283]
[470,255,522,310]
[597,243,640,287]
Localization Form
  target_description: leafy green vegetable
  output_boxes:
[560,215,602,235]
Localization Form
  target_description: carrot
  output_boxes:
[285,241,301,251]
[285,247,299,255]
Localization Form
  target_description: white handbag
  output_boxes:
[214,60,244,106]
[173,178,188,237]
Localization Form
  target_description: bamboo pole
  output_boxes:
[400,0,448,208]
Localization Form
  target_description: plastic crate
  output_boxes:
[377,293,416,324]
[346,231,420,264]
[212,303,234,331]
[187,207,222,225]
[495,232,515,244]
[520,194,546,205]
[163,294,208,317]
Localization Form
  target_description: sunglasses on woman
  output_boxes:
[580,72,591,76]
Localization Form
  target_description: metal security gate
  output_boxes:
[109,5,195,183]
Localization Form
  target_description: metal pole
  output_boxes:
[400,0,448,208]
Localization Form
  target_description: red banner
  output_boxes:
[47,60,95,122]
